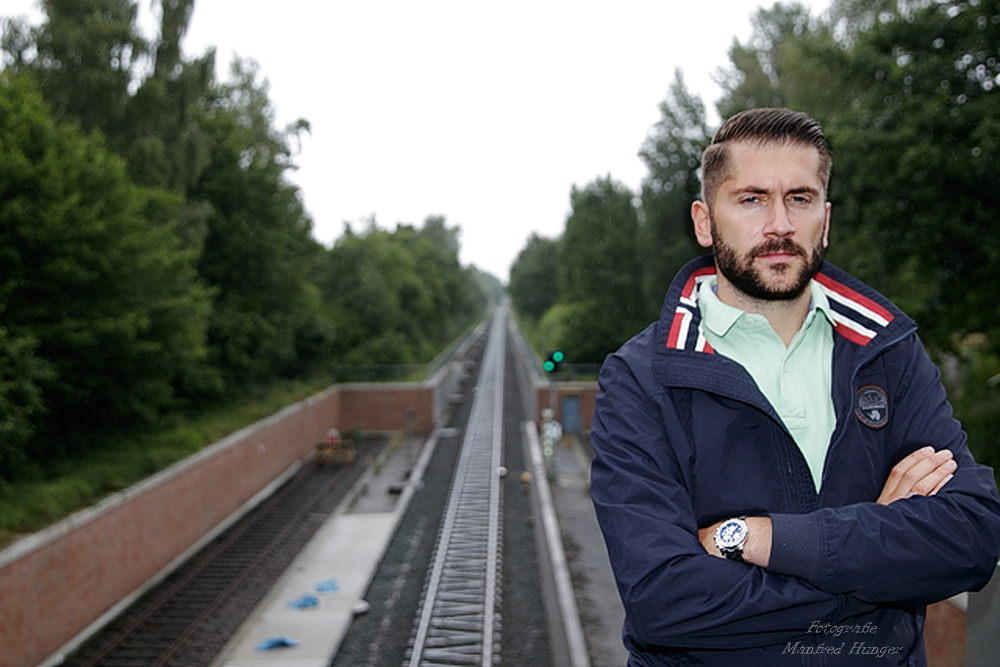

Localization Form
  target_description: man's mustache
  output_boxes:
[750,239,807,259]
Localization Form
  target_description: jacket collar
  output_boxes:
[657,255,914,355]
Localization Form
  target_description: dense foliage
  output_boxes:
[554,177,647,363]
[314,217,487,365]
[509,0,1000,471]
[0,1,490,481]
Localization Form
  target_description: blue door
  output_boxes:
[562,395,581,434]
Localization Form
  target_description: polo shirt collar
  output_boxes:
[698,275,835,338]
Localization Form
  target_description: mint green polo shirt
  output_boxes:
[697,276,836,491]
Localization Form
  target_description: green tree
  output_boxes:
[121,0,216,251]
[716,1,858,122]
[472,267,505,307]
[828,0,1000,352]
[508,233,560,321]
[556,176,645,363]
[3,0,219,254]
[319,226,415,364]
[315,217,486,366]
[18,0,145,136]
[193,59,322,386]
[397,218,482,351]
[0,325,53,479]
[0,72,212,459]
[4,1,326,392]
[637,70,710,314]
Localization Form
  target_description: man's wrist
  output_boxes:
[700,516,774,566]
[742,516,772,567]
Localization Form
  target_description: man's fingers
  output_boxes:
[908,450,956,496]
[899,448,953,490]
[913,456,956,496]
[929,473,955,497]
[878,447,956,505]
[880,447,935,499]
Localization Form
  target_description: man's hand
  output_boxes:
[877,446,956,505]
[698,516,772,567]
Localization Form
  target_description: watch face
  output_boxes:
[717,518,748,549]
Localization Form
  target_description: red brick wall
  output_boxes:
[0,381,437,667]
[925,600,966,666]
[536,381,598,433]
[336,384,435,433]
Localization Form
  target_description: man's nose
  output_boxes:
[764,202,795,236]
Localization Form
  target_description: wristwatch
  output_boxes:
[714,517,749,562]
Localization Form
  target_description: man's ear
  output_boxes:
[692,200,714,248]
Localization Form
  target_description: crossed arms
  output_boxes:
[699,446,958,566]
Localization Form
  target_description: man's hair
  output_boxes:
[700,107,832,206]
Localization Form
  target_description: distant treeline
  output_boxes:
[0,1,497,481]
[508,0,1000,474]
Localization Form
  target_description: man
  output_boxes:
[590,107,1000,665]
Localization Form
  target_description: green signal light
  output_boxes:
[544,350,564,373]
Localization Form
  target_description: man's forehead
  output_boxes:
[722,141,825,186]
[726,139,823,161]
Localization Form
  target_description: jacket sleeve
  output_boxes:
[589,351,872,650]
[768,334,1000,604]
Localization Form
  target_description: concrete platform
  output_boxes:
[550,436,628,667]
[213,512,396,667]
[211,431,443,667]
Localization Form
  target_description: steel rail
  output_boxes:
[406,309,506,666]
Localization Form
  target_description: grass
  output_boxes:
[0,376,333,550]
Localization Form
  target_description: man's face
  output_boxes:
[692,141,831,304]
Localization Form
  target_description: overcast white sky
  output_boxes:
[6,0,829,281]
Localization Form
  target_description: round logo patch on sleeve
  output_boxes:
[855,385,889,428]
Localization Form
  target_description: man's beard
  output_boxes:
[711,219,825,302]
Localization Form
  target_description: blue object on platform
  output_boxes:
[255,635,300,650]
[316,578,340,593]
[287,593,320,609]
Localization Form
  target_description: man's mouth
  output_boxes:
[758,251,799,262]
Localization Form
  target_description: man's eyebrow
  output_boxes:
[730,185,770,195]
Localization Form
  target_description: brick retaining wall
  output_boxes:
[0,381,440,667]
[926,598,966,666]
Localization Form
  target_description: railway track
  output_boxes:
[60,440,382,667]
[330,308,555,667]
[405,310,507,666]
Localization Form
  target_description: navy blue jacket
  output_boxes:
[590,255,1000,665]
